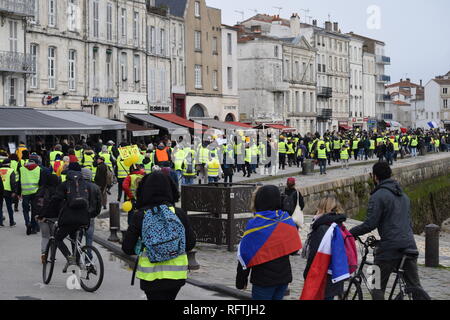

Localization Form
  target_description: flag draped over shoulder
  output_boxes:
[237,210,302,270]
[300,223,350,300]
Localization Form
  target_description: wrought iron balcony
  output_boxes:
[377,75,391,83]
[376,94,391,102]
[317,108,333,120]
[317,86,333,98]
[0,51,34,74]
[376,55,391,65]
[0,0,36,17]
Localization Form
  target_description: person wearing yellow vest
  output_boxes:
[316,139,328,175]
[81,148,96,180]
[242,143,253,178]
[393,139,400,162]
[52,154,65,176]
[352,137,360,161]
[94,156,109,210]
[340,143,350,170]
[20,155,44,235]
[296,140,307,168]
[122,164,146,226]
[369,138,376,159]
[15,142,28,162]
[173,146,186,186]
[74,145,84,164]
[116,155,130,202]
[49,144,64,168]
[196,142,210,185]
[409,136,418,158]
[99,145,113,170]
[278,138,287,170]
[181,146,196,185]
[434,136,440,153]
[286,139,295,168]
[0,159,18,227]
[332,138,341,162]
[122,171,196,300]
[206,153,222,183]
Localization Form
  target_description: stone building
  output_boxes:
[425,72,450,130]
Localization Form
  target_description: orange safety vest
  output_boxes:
[155,149,169,162]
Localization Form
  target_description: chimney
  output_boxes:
[333,22,338,32]
[406,78,410,82]
[420,79,423,87]
[400,78,403,82]
[324,21,332,31]
[312,19,317,26]
[290,12,301,37]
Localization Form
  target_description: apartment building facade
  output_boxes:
[425,72,450,130]
[0,0,34,108]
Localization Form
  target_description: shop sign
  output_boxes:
[42,95,59,105]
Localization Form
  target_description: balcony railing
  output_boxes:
[0,51,34,74]
[377,75,391,83]
[317,108,333,120]
[0,0,35,17]
[376,55,391,65]
[317,86,333,98]
[376,94,391,102]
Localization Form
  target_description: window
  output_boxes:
[30,44,38,88]
[68,49,76,90]
[9,78,16,106]
[212,70,218,90]
[160,28,165,55]
[32,0,40,24]
[227,67,233,89]
[194,31,201,51]
[172,58,177,85]
[92,48,98,89]
[9,21,18,52]
[107,3,113,41]
[121,8,127,39]
[274,46,278,57]
[133,54,140,83]
[133,11,139,45]
[120,52,127,88]
[194,65,202,89]
[160,69,166,101]
[106,50,112,90]
[212,37,218,54]
[149,68,156,102]
[444,88,448,95]
[92,0,99,37]
[444,99,448,109]
[48,0,56,27]
[194,1,200,17]
[68,0,76,31]
[48,47,56,89]
[227,33,232,55]
[150,26,156,53]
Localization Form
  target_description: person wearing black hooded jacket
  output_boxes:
[122,171,196,300]
[350,162,424,300]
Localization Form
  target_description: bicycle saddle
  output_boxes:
[401,248,419,257]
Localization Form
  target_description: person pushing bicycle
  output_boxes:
[349,162,427,300]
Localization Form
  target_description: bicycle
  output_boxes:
[341,235,431,300]
[41,219,104,292]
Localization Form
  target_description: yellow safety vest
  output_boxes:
[20,166,41,195]
[74,149,84,164]
[10,160,19,182]
[0,167,14,192]
[393,142,400,151]
[317,141,327,159]
[286,143,294,154]
[117,157,130,179]
[129,174,143,199]
[99,152,112,169]
[174,149,186,171]
[207,159,220,177]
[198,147,209,164]
[340,147,349,160]
[370,140,376,150]
[278,142,287,154]
[49,151,63,166]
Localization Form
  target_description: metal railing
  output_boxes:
[0,0,36,17]
[376,94,391,102]
[377,75,391,83]
[0,51,34,73]
[317,86,333,98]
[317,108,333,119]
[376,55,391,65]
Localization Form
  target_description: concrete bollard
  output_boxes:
[108,202,120,243]
[425,224,440,268]
[187,250,200,270]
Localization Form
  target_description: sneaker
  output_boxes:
[10,222,16,228]
[86,263,97,276]
[26,224,32,235]
[0,224,4,228]
[62,256,77,273]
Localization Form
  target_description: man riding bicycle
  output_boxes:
[38,163,100,272]
[349,162,425,300]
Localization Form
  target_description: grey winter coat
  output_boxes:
[350,179,417,261]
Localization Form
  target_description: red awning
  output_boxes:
[153,113,208,131]
[227,121,254,128]
[339,125,352,130]
[265,124,296,132]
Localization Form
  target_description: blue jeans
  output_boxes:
[182,176,195,185]
[0,196,15,225]
[208,177,219,183]
[175,170,183,185]
[318,159,327,174]
[252,284,288,300]
[411,147,418,157]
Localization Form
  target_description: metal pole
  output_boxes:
[108,202,120,242]
[425,224,440,268]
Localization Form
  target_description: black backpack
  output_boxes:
[32,186,52,217]
[66,174,90,210]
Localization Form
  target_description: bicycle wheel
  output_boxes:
[342,278,363,300]
[42,239,57,284]
[78,245,104,292]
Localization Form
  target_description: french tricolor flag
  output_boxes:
[300,223,350,300]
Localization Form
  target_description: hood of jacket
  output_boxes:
[66,170,83,181]
[311,213,347,231]
[24,163,39,171]
[372,178,403,197]
[84,150,94,156]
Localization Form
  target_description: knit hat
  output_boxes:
[68,162,82,172]
[81,168,92,181]
[29,154,41,165]
[254,185,282,212]
[287,177,296,186]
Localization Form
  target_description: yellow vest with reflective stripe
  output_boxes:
[0,167,14,192]
[130,174,143,199]
[61,173,67,182]
[278,142,287,154]
[340,147,349,160]
[198,147,209,164]
[174,149,186,171]
[370,140,376,150]
[207,159,220,177]
[136,206,188,282]
[286,143,294,154]
[99,152,112,169]
[20,166,40,195]
[117,157,130,179]
[10,160,19,182]
[393,142,400,151]
[74,149,84,163]
[317,141,327,159]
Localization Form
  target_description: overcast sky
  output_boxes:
[208,0,450,85]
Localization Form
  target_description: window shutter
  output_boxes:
[18,78,24,106]
[4,76,10,106]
